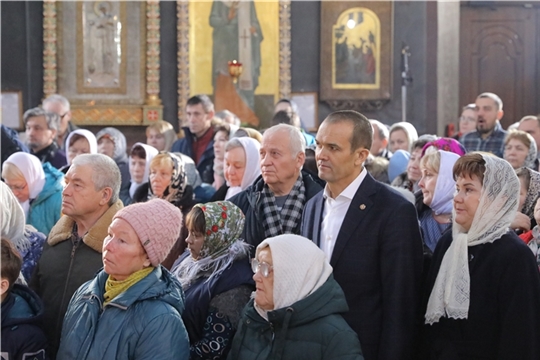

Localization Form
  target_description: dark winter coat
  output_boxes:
[1,284,48,360]
[171,127,215,184]
[56,267,189,360]
[227,276,364,360]
[31,142,67,170]
[420,231,540,359]
[229,171,322,251]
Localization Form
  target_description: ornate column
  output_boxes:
[176,0,190,126]
[43,0,57,97]
[279,0,291,100]
[143,0,163,124]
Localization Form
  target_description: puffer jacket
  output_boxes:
[57,266,190,360]
[1,284,48,360]
[27,162,64,235]
[229,171,322,252]
[227,275,364,360]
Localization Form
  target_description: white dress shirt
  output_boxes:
[320,168,367,260]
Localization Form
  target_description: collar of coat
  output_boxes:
[47,200,124,253]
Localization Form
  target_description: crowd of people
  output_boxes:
[2,91,540,360]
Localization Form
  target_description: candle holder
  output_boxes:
[228,60,243,84]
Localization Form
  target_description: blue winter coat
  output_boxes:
[57,266,190,360]
[28,162,63,236]
[1,284,48,360]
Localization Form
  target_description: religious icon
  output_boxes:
[332,7,381,90]
[210,0,263,109]
[83,1,122,89]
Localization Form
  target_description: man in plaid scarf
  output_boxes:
[230,124,322,253]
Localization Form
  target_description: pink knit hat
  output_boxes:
[113,199,182,266]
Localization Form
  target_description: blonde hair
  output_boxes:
[420,151,441,174]
[146,121,178,151]
[1,162,25,182]
[150,153,174,172]
[504,130,533,149]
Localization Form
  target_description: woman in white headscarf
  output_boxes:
[62,129,98,172]
[228,234,363,360]
[0,181,47,282]
[417,150,461,253]
[127,142,158,205]
[2,152,63,236]
[389,121,419,153]
[421,153,540,359]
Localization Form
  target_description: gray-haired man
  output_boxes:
[24,107,67,169]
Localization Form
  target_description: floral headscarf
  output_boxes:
[197,201,245,259]
[149,152,188,207]
[421,138,467,157]
[173,201,251,288]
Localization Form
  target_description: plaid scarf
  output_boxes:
[261,174,306,238]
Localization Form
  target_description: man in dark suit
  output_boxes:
[301,110,423,360]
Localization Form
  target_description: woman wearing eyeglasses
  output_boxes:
[228,234,364,360]
[171,201,254,360]
[2,152,64,236]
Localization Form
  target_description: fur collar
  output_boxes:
[47,200,124,253]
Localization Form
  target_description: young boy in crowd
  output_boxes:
[1,238,48,360]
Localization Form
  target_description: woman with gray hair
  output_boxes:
[228,234,363,359]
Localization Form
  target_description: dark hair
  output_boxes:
[186,206,206,235]
[452,153,486,184]
[322,110,372,152]
[215,124,231,137]
[69,133,86,148]
[1,238,22,292]
[516,167,531,189]
[130,144,146,159]
[271,110,293,126]
[412,138,432,151]
[186,94,214,113]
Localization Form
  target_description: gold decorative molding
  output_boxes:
[279,0,291,100]
[71,106,143,126]
[177,0,190,125]
[146,0,161,105]
[43,0,57,97]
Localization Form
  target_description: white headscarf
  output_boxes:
[128,142,158,198]
[390,122,419,152]
[254,234,333,320]
[430,150,460,215]
[225,137,261,199]
[65,129,98,165]
[0,181,29,251]
[4,152,46,215]
[425,154,519,324]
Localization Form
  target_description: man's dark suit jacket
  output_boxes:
[301,172,423,360]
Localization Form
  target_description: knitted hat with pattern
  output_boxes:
[113,198,182,266]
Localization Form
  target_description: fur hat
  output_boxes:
[113,199,182,266]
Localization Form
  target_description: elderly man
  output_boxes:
[43,94,78,150]
[460,92,507,157]
[518,115,540,158]
[171,94,216,184]
[30,154,123,358]
[301,110,423,360]
[369,119,392,159]
[24,107,67,169]
[230,123,322,251]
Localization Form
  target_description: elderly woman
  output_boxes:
[146,120,178,152]
[134,152,195,269]
[61,129,98,174]
[2,152,63,236]
[389,121,418,153]
[96,127,131,205]
[417,150,460,252]
[228,234,363,359]
[0,181,46,282]
[511,167,540,233]
[127,142,158,205]
[392,137,436,193]
[421,153,540,359]
[172,201,254,359]
[503,130,538,170]
[212,137,261,201]
[56,199,189,360]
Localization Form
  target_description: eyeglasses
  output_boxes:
[5,182,27,192]
[251,258,273,278]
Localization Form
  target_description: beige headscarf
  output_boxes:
[254,234,333,319]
